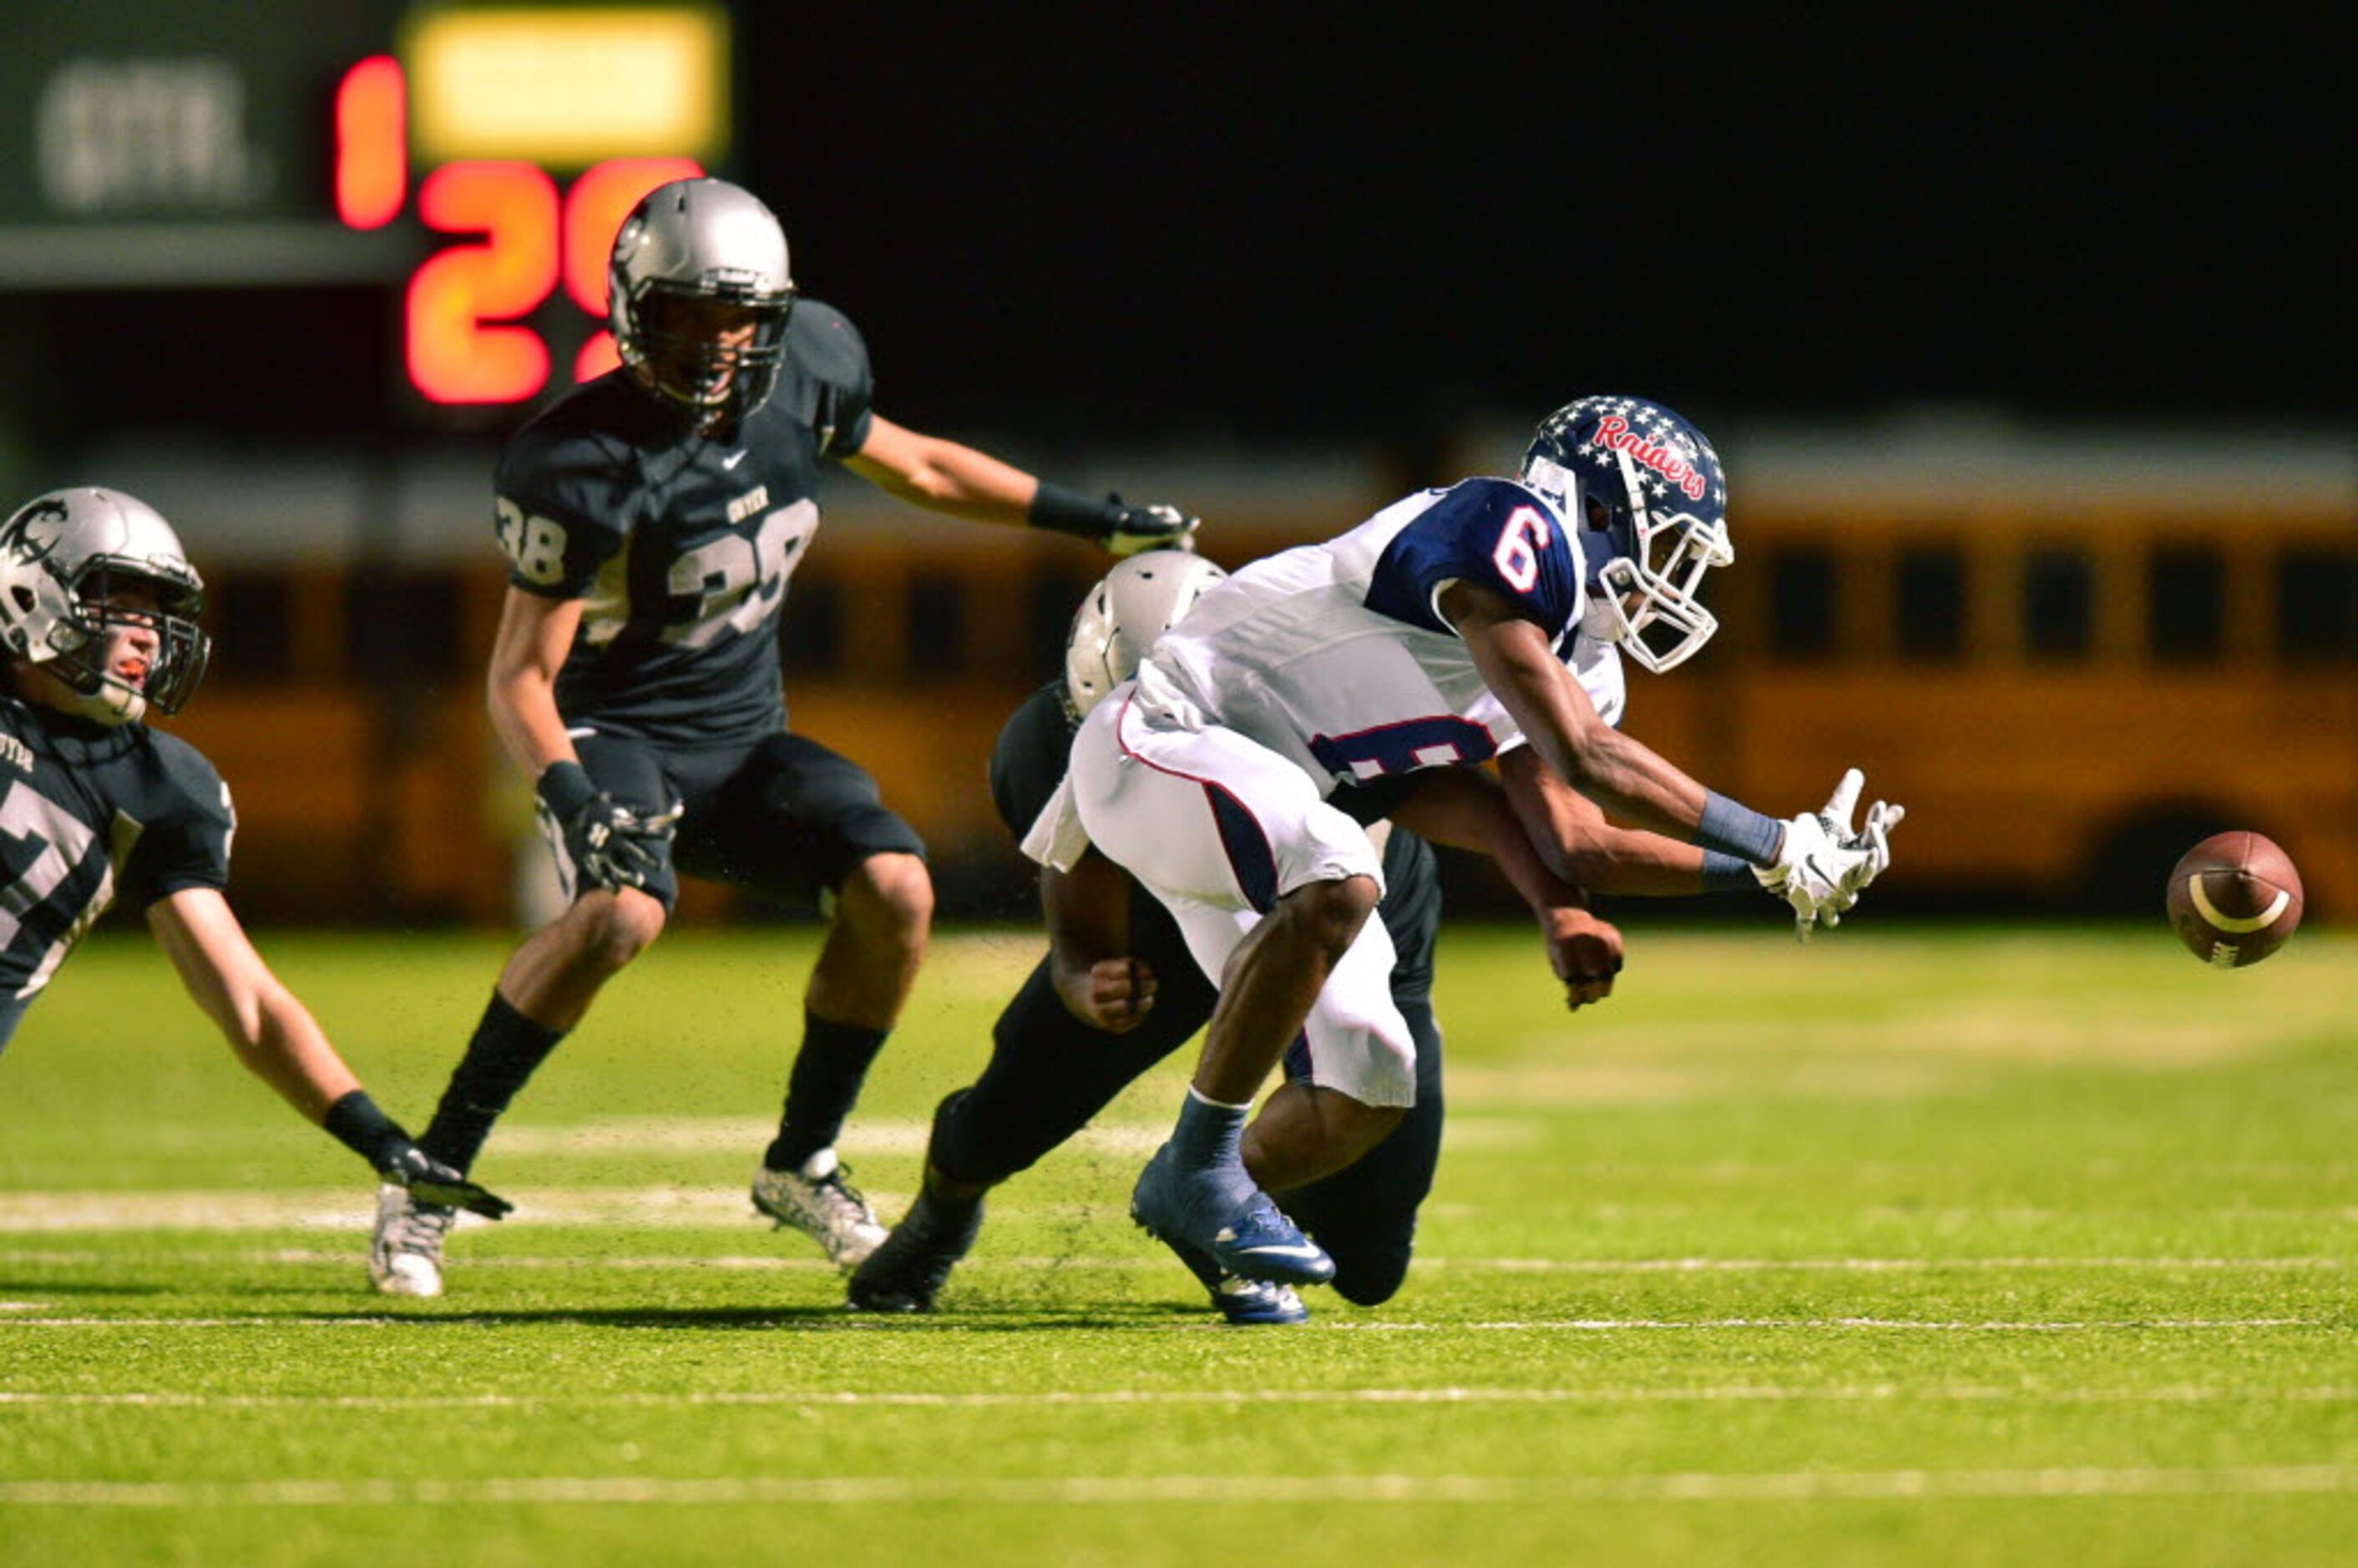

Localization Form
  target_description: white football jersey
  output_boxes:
[1141,477,1626,795]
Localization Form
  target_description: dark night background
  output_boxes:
[9,10,2345,461]
[726,11,2345,448]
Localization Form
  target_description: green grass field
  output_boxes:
[2,921,2353,1566]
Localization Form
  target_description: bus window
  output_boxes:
[1897,544,1966,660]
[2149,545,2224,660]
[1768,545,1837,659]
[2277,546,2356,662]
[2024,549,2095,660]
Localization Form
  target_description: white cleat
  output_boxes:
[751,1146,888,1270]
[369,1182,454,1298]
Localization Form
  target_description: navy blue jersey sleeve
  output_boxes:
[493,415,633,599]
[119,735,235,908]
[785,301,876,458]
[1364,478,1583,638]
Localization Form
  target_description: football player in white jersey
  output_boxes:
[1036,395,1900,1287]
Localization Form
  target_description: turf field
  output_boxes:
[2,921,2353,1566]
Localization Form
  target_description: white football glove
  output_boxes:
[1753,768,1905,942]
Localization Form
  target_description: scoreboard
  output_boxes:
[0,1,732,410]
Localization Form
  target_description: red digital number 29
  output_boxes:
[406,156,703,405]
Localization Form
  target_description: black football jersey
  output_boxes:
[986,682,1443,995]
[493,299,876,746]
[0,695,235,1040]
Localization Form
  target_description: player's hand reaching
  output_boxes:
[1543,908,1624,1010]
[1103,498,1201,557]
[537,761,681,894]
[380,1142,514,1220]
[1753,769,1905,942]
[1052,954,1159,1034]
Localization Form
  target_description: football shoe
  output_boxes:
[1148,1224,1310,1327]
[751,1146,888,1269]
[1130,1141,1334,1288]
[846,1185,985,1313]
[368,1182,455,1298]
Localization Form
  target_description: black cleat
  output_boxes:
[847,1186,985,1313]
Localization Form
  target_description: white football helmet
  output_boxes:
[609,177,796,419]
[1063,551,1228,718]
[0,487,211,725]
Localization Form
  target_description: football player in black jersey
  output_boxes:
[0,488,510,1243]
[375,175,1200,1296]
[848,554,1624,1322]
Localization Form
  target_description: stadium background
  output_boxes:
[0,3,2347,932]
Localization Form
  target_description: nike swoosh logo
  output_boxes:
[722,450,747,469]
[1234,1243,1326,1260]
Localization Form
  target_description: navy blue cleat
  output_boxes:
[1130,1142,1335,1288]
[1150,1225,1310,1326]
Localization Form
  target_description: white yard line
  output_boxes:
[0,1314,2330,1331]
[2,1246,2347,1272]
[7,1465,2358,1507]
[0,1385,2351,1411]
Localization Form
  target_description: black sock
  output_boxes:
[764,1011,891,1171]
[419,992,567,1173]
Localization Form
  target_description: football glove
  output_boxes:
[1103,497,1201,557]
[1753,768,1905,942]
[381,1142,514,1220]
[537,761,681,894]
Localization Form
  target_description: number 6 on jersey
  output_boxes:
[1492,505,1551,593]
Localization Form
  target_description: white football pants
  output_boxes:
[1067,680,1418,1109]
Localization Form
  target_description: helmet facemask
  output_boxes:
[620,281,794,419]
[1580,445,1733,674]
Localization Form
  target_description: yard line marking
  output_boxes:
[8,1465,2358,1507]
[1328,1318,2332,1332]
[2,1385,2352,1411]
[10,1186,2358,1234]
[0,1314,2330,1332]
[3,1246,2349,1272]
[1459,1257,2354,1272]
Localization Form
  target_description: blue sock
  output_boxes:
[1167,1088,1252,1192]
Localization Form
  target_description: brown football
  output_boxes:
[2165,831,2304,969]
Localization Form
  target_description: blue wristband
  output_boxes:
[1698,790,1784,865]
[1700,850,1759,893]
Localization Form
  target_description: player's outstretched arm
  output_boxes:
[846,415,1198,554]
[1445,580,1714,842]
[1494,747,1722,896]
[1388,766,1622,1009]
[145,888,513,1217]
[1444,580,1899,937]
